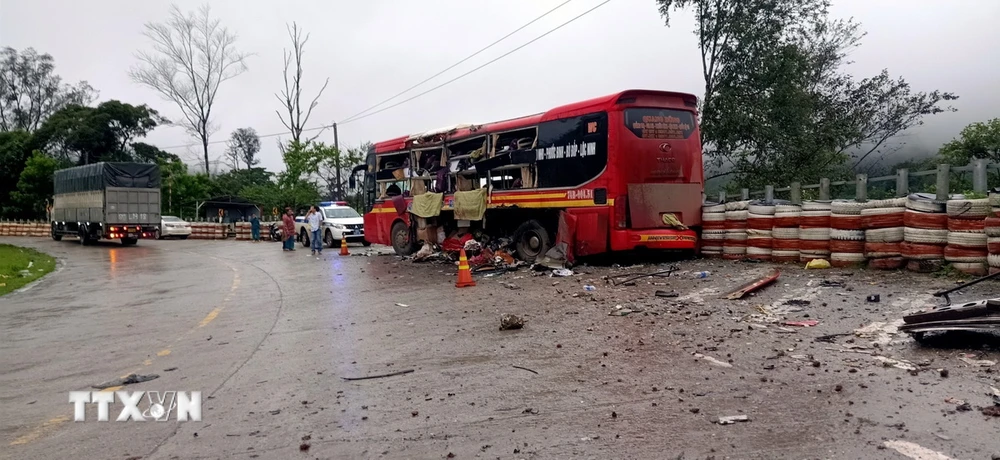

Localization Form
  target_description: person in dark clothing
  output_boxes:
[282,208,296,251]
[250,214,261,242]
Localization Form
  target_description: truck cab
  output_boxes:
[295,202,370,248]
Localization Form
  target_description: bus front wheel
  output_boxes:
[391,221,416,256]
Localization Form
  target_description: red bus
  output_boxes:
[353,89,704,260]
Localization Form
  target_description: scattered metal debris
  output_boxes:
[92,373,159,390]
[723,269,779,300]
[717,415,749,425]
[512,365,538,375]
[500,314,525,330]
[341,369,415,381]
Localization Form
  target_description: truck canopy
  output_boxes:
[54,162,161,194]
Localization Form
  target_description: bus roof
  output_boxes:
[372,89,697,155]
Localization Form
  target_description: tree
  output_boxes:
[32,100,166,164]
[276,22,330,145]
[0,47,97,132]
[0,130,33,213]
[318,142,368,200]
[212,167,273,196]
[9,151,65,219]
[130,4,250,174]
[655,0,957,190]
[939,118,1000,165]
[225,127,260,170]
[133,142,182,164]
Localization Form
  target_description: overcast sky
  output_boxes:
[2,0,998,173]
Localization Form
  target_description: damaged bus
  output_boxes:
[352,89,704,261]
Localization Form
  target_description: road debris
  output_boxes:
[883,440,955,460]
[500,314,525,330]
[694,353,733,368]
[866,294,880,303]
[874,356,917,371]
[92,373,159,389]
[723,269,779,300]
[551,268,573,277]
[608,266,679,286]
[395,303,409,307]
[341,369,415,381]
[512,365,538,375]
[717,415,749,425]
[957,354,996,367]
[609,305,640,316]
[783,320,819,327]
[805,259,830,269]
[654,290,679,298]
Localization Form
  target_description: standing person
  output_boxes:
[250,214,261,242]
[282,208,296,251]
[307,205,323,256]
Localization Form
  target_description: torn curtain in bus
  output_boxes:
[411,192,443,218]
[453,189,487,221]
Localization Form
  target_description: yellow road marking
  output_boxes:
[11,258,243,447]
[10,416,70,446]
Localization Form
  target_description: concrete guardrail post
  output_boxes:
[819,178,831,201]
[936,164,950,201]
[856,174,868,202]
[896,169,909,197]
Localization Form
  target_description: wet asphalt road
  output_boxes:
[2,237,1000,459]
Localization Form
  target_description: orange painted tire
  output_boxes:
[747,238,773,249]
[799,216,830,228]
[865,242,902,257]
[901,242,945,259]
[772,239,799,250]
[799,240,830,251]
[947,218,985,233]
[747,217,774,230]
[944,245,988,261]
[773,217,799,227]
[829,240,864,253]
[862,213,904,229]
[830,215,862,230]
[868,257,905,270]
[903,210,947,230]
[985,217,1000,236]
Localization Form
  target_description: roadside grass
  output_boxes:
[0,244,56,296]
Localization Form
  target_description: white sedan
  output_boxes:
[157,216,192,239]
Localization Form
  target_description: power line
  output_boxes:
[339,0,575,124]
[338,0,611,126]
[160,0,610,151]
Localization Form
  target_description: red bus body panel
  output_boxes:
[366,89,703,254]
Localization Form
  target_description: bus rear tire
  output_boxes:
[514,220,551,263]
[391,221,416,256]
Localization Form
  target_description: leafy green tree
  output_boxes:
[0,47,97,132]
[655,0,957,191]
[0,130,33,213]
[32,100,166,164]
[212,167,274,196]
[133,142,182,163]
[9,151,66,218]
[939,119,1000,165]
[159,159,216,218]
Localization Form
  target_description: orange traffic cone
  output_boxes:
[339,237,350,256]
[455,248,476,288]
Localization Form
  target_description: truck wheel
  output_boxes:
[121,237,138,246]
[51,224,62,241]
[514,220,551,263]
[154,228,162,240]
[79,228,91,245]
[391,221,417,256]
[300,229,310,248]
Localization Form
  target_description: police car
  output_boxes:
[296,202,369,248]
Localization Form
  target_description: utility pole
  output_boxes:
[333,123,342,201]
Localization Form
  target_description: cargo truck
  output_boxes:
[50,162,162,245]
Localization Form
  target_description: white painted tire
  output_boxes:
[802,201,832,211]
[866,197,908,209]
[774,210,801,218]
[703,203,726,213]
[906,193,946,213]
[747,213,774,221]
[725,200,750,211]
[722,246,747,254]
[830,200,866,215]
[799,227,831,241]
[903,228,949,244]
[701,247,723,254]
[725,210,749,221]
[772,227,799,239]
[775,204,801,213]
[860,207,906,217]
[702,212,726,222]
[830,252,867,262]
[701,230,726,241]
[989,253,1000,268]
[987,225,1000,238]
[746,246,773,256]
[947,199,990,219]
[724,231,748,241]
[865,227,904,243]
[990,193,1000,207]
[772,250,800,258]
[746,229,773,238]
[747,203,777,215]
[801,210,832,218]
[947,231,987,248]
[830,229,865,241]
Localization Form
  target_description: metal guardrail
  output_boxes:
[719,159,995,203]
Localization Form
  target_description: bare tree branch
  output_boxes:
[276,22,330,145]
[130,4,250,174]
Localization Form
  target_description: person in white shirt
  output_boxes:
[307,206,323,256]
